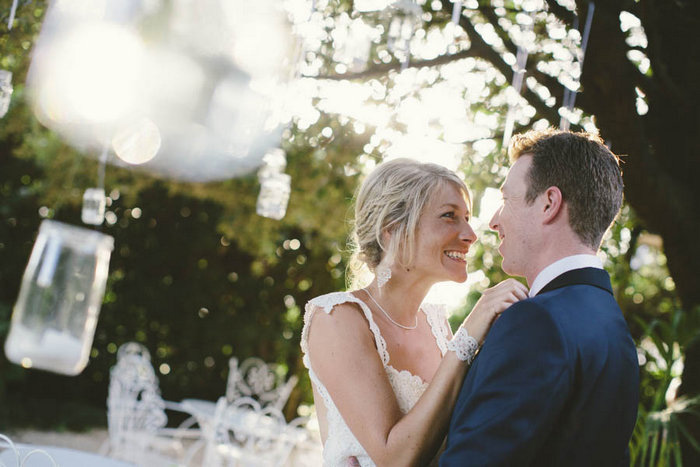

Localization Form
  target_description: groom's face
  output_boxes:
[489,155,540,279]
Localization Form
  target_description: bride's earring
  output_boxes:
[376,264,391,288]
[376,234,394,288]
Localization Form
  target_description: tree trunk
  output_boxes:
[576,0,700,460]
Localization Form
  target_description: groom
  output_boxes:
[441,130,639,465]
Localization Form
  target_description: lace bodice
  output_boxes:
[300,291,451,466]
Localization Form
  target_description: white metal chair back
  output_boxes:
[105,343,176,464]
[108,350,167,434]
[225,357,298,411]
[116,341,152,361]
[0,434,58,467]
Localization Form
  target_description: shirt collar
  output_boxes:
[528,254,603,297]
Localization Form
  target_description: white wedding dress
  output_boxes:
[300,291,451,466]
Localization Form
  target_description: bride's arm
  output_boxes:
[307,279,528,466]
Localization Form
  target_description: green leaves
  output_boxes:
[631,307,700,466]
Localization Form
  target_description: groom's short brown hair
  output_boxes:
[508,129,624,249]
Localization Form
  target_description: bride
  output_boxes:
[300,158,528,466]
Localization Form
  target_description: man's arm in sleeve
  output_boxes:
[440,300,572,466]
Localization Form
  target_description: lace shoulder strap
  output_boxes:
[301,291,389,366]
[421,302,451,356]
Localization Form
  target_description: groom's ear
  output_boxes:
[541,186,563,224]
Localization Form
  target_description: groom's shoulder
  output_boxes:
[502,296,553,317]
[496,298,561,332]
[479,299,569,357]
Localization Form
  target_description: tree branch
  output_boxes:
[454,6,561,123]
[477,5,519,57]
[317,0,564,124]
[312,48,480,80]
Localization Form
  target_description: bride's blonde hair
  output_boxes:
[346,158,470,290]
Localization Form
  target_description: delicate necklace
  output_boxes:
[364,288,418,330]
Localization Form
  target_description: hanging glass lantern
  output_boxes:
[4,220,114,375]
[0,70,13,118]
[259,148,287,177]
[257,171,292,221]
[81,188,106,225]
[333,18,377,73]
[386,0,422,66]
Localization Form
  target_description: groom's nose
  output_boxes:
[489,209,500,232]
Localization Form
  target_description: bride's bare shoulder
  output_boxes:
[306,291,362,313]
[307,297,368,332]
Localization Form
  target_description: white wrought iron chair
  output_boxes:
[202,396,311,467]
[225,357,298,411]
[102,342,201,466]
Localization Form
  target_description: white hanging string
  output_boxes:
[97,143,109,191]
[401,41,411,70]
[502,8,534,148]
[81,143,109,226]
[400,0,419,71]
[502,43,530,148]
[560,2,595,130]
[8,0,19,30]
[451,1,463,25]
[579,2,595,71]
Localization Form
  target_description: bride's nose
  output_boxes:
[460,221,477,244]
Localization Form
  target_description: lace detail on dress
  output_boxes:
[300,292,450,467]
[422,302,451,355]
[386,365,428,413]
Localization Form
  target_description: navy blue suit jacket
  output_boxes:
[441,268,639,466]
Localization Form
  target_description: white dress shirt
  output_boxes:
[528,254,603,297]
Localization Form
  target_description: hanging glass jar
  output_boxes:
[257,172,292,221]
[4,220,114,375]
[81,188,107,225]
[256,148,291,220]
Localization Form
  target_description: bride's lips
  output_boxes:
[444,250,468,263]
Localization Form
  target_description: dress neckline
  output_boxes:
[348,291,445,384]
[386,363,429,386]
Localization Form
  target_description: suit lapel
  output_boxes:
[537,267,613,296]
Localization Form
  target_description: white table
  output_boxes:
[180,398,217,425]
[179,398,322,465]
[0,443,136,467]
[181,398,282,435]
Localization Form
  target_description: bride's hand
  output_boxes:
[460,278,529,345]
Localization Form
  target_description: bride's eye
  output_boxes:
[441,211,455,219]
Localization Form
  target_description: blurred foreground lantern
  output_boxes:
[25,0,296,182]
[4,220,114,375]
[0,70,13,118]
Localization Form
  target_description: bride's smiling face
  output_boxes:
[408,182,477,284]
